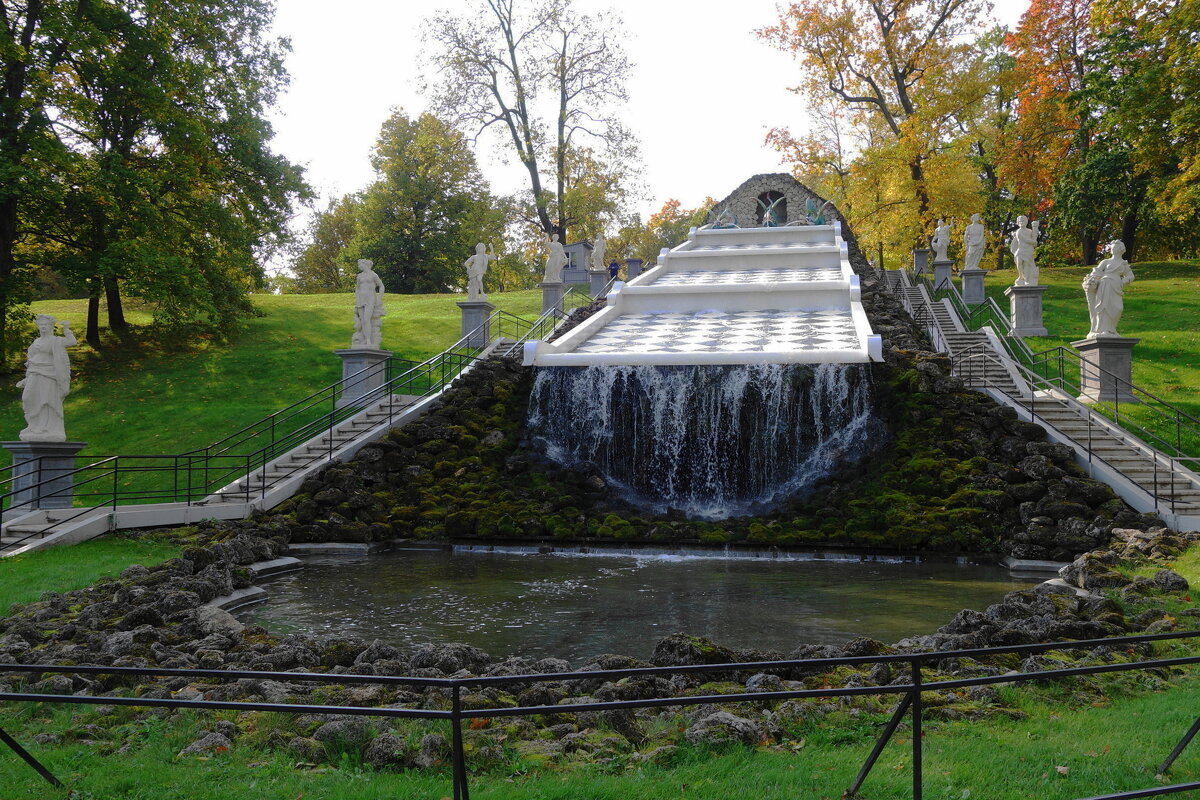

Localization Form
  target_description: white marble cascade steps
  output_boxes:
[525,223,882,367]
[885,270,1200,529]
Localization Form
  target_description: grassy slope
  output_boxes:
[0,290,543,467]
[0,535,181,613]
[982,261,1200,427]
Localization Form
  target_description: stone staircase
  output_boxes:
[1013,395,1200,513]
[202,392,420,504]
[0,391,432,557]
[886,270,1200,529]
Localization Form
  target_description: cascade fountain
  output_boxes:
[527,362,884,519]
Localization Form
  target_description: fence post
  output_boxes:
[912,658,923,800]
[452,685,470,800]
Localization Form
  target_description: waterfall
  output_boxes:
[526,363,884,519]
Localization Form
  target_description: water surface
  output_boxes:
[239,547,1030,663]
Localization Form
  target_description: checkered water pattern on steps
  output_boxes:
[690,241,832,251]
[650,267,843,287]
[573,309,860,354]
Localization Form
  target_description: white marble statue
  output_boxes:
[465,242,496,301]
[1010,215,1039,286]
[1083,239,1135,337]
[17,315,75,442]
[964,213,986,271]
[543,233,568,283]
[931,219,951,262]
[352,259,386,349]
[590,234,607,272]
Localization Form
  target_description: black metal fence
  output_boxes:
[4,630,1200,798]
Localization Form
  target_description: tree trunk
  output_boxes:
[0,194,17,373]
[1081,231,1099,266]
[104,275,127,333]
[0,299,8,374]
[909,157,930,244]
[1121,210,1138,262]
[994,214,1014,271]
[86,284,102,350]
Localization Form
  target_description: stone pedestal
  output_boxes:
[588,269,609,297]
[1004,284,1049,337]
[334,348,392,409]
[1072,336,1141,404]
[960,268,987,305]
[932,259,953,290]
[625,258,643,281]
[1,441,87,518]
[457,300,496,348]
[912,248,930,275]
[539,281,566,316]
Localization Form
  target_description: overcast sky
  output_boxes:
[268,0,1030,225]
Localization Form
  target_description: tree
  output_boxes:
[424,0,638,242]
[289,195,362,294]
[2,0,307,363]
[1078,0,1200,260]
[609,198,715,264]
[0,0,83,368]
[998,0,1101,262]
[351,110,504,294]
[761,0,993,246]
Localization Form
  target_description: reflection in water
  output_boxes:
[239,548,1030,663]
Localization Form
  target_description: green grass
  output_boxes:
[0,535,181,614]
[0,290,544,475]
[0,667,1198,798]
[979,260,1200,453]
[982,260,1200,411]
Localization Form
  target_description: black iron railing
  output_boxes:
[3,630,1200,798]
[954,346,1200,516]
[1,294,598,549]
[894,268,1200,469]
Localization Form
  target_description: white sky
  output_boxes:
[268,0,1030,225]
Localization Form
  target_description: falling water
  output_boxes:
[526,363,885,519]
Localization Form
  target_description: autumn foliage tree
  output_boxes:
[762,0,993,254]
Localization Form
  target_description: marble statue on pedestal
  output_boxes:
[1083,239,1135,337]
[17,315,75,442]
[1010,215,1039,286]
[543,233,568,283]
[352,259,386,348]
[964,214,986,271]
[465,242,496,301]
[590,234,607,272]
[931,219,951,262]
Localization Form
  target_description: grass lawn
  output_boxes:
[981,261,1200,416]
[0,656,1197,798]
[0,534,181,614]
[975,261,1200,454]
[0,290,544,474]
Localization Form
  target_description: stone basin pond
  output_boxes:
[237,546,1033,663]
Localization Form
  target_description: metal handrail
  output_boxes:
[895,266,1200,463]
[3,628,1200,799]
[953,345,1200,514]
[1,304,560,544]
